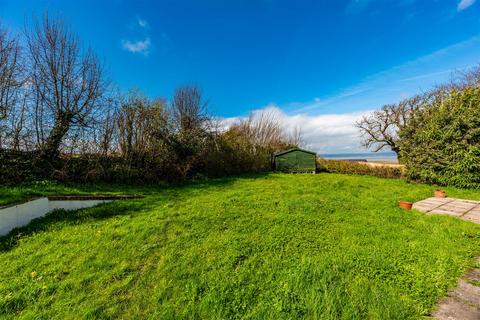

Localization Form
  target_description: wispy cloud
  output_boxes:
[121,38,151,55]
[346,0,373,14]
[223,36,480,153]
[121,16,153,55]
[137,17,148,28]
[458,0,476,11]
[288,35,480,115]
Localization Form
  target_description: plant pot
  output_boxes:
[398,201,413,210]
[434,190,446,198]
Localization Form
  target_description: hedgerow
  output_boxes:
[399,86,480,188]
[317,158,404,179]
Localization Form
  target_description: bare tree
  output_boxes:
[356,95,425,158]
[26,14,106,159]
[243,109,283,149]
[166,85,211,177]
[0,26,23,149]
[97,110,117,156]
[233,108,299,152]
[0,26,22,121]
[171,85,208,134]
[448,64,480,90]
[117,90,149,157]
[287,125,303,147]
[117,89,168,158]
[355,65,480,160]
[7,94,29,150]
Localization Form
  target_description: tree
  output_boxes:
[234,108,286,152]
[0,26,23,149]
[26,14,106,159]
[117,89,167,158]
[0,26,22,121]
[399,86,480,188]
[168,85,211,178]
[171,85,208,134]
[355,94,425,159]
[221,108,300,172]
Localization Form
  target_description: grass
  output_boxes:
[0,180,149,206]
[0,173,479,319]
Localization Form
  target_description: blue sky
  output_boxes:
[1,0,480,153]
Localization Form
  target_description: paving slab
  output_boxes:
[429,208,465,217]
[413,197,480,224]
[463,211,480,224]
[433,267,480,320]
[433,297,479,320]
[415,198,480,320]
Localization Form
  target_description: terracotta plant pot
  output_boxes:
[434,190,446,198]
[398,201,413,210]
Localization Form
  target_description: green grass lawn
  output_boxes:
[0,180,149,207]
[0,173,479,319]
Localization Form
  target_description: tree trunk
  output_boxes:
[39,113,72,160]
[391,145,402,163]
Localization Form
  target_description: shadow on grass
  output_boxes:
[0,173,271,252]
[0,199,154,252]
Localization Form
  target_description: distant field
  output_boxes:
[0,174,479,319]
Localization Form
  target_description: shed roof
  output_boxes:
[274,148,317,157]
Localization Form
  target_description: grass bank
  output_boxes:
[0,173,479,319]
[0,180,150,206]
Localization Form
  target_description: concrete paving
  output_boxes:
[412,197,480,224]
[413,198,480,319]
[432,258,480,320]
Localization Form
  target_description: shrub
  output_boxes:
[317,158,404,179]
[0,150,38,184]
[399,86,480,188]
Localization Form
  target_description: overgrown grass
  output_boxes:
[0,173,479,319]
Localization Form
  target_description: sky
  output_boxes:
[1,0,479,153]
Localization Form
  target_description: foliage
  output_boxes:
[26,15,106,160]
[0,15,301,184]
[399,86,480,188]
[0,27,21,123]
[355,94,426,159]
[0,174,479,319]
[317,158,404,179]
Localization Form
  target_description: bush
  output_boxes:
[399,86,480,188]
[0,150,47,185]
[317,158,404,179]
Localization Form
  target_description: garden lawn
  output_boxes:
[0,173,479,319]
[0,181,149,207]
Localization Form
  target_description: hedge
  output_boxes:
[317,158,404,179]
[399,86,480,188]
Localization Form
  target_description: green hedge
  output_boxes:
[317,158,404,179]
[0,150,40,185]
[399,86,480,188]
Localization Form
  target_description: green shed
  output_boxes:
[273,148,317,173]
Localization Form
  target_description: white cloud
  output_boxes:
[220,37,480,154]
[458,0,476,11]
[137,17,148,28]
[121,38,151,55]
[221,106,370,154]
